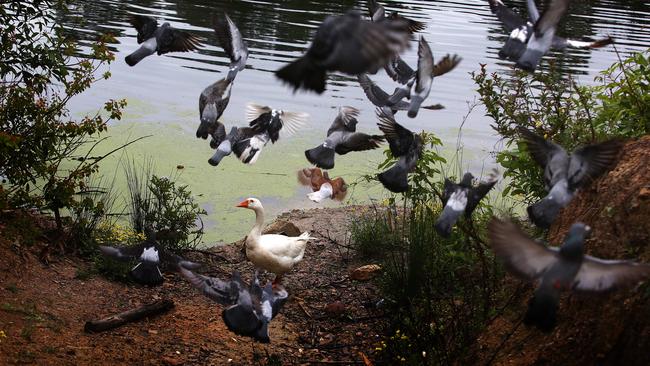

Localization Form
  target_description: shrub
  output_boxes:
[472,49,649,203]
[124,160,206,252]
[0,1,127,234]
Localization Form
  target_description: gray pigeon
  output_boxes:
[407,36,434,118]
[275,10,411,94]
[384,53,461,86]
[304,106,384,169]
[208,126,240,166]
[518,127,621,228]
[196,78,232,144]
[196,14,248,145]
[213,13,248,82]
[376,108,423,193]
[357,74,410,116]
[99,238,201,286]
[434,172,498,237]
[488,0,613,71]
[179,268,288,343]
[125,15,200,66]
[488,218,650,331]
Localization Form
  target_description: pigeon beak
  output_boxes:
[236,200,249,208]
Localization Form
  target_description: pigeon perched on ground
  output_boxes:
[275,11,411,94]
[518,127,621,228]
[125,15,201,66]
[434,172,498,237]
[488,0,613,71]
[179,268,288,343]
[304,106,384,169]
[366,0,426,33]
[375,108,423,193]
[213,13,248,82]
[488,218,650,331]
[99,238,201,286]
[297,167,348,203]
[196,14,248,146]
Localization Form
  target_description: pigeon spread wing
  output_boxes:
[358,74,391,106]
[179,267,240,305]
[279,110,309,138]
[325,106,359,136]
[465,179,497,216]
[573,257,650,292]
[336,132,384,154]
[159,28,201,53]
[385,55,415,84]
[441,178,457,207]
[246,103,272,123]
[414,36,434,95]
[488,218,560,280]
[560,36,614,49]
[214,14,248,67]
[567,139,621,190]
[376,108,414,157]
[487,0,526,32]
[517,127,564,168]
[130,15,158,43]
[432,54,462,77]
[533,0,570,36]
[525,0,540,23]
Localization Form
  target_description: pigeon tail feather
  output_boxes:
[305,145,335,169]
[524,291,557,332]
[527,197,562,229]
[130,262,164,286]
[378,164,409,193]
[275,57,326,94]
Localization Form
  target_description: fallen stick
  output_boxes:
[84,299,174,333]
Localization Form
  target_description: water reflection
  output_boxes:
[54,0,650,243]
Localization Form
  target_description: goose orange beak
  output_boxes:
[236,200,249,208]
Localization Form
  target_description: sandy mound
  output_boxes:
[474,135,650,366]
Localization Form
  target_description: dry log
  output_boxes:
[84,299,174,333]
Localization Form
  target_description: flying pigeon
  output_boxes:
[179,268,288,343]
[275,10,411,94]
[304,106,384,169]
[99,238,201,286]
[518,127,621,228]
[434,172,498,237]
[366,0,426,33]
[125,15,201,66]
[381,48,461,117]
[375,108,423,193]
[297,167,348,203]
[196,14,248,146]
[488,218,650,331]
[213,13,248,82]
[196,78,232,144]
[488,0,614,71]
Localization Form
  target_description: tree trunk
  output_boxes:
[84,299,174,333]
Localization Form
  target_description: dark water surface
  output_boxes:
[57,0,650,244]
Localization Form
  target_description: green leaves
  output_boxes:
[473,50,649,205]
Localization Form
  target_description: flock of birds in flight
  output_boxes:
[97,0,649,343]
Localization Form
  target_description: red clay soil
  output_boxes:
[0,206,388,365]
[473,136,650,366]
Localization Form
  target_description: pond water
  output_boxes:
[58,0,650,244]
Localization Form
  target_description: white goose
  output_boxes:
[237,198,312,285]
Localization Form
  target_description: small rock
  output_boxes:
[639,186,650,199]
[350,264,382,281]
[148,329,158,335]
[176,165,184,170]
[324,301,346,317]
[263,220,302,236]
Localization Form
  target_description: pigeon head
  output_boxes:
[560,223,591,260]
